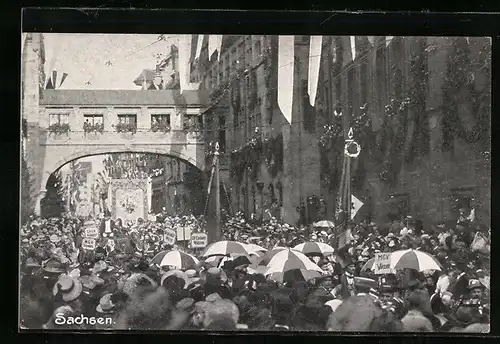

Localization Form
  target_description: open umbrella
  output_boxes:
[266,249,323,275]
[254,247,295,266]
[313,220,335,228]
[293,242,335,256]
[244,243,268,254]
[150,250,199,269]
[201,240,251,258]
[389,249,442,272]
[361,257,376,271]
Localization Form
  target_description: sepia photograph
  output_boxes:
[20,32,491,332]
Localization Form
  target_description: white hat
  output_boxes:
[325,299,343,312]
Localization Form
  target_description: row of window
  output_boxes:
[47,114,202,130]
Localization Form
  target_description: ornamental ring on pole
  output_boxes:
[344,141,361,158]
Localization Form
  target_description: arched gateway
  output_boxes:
[22,33,209,216]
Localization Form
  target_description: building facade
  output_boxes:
[193,35,491,228]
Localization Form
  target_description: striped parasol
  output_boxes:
[150,250,199,269]
[253,247,295,266]
[201,240,251,258]
[389,249,442,272]
[244,243,268,254]
[265,248,323,281]
[293,242,335,256]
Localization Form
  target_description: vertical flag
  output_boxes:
[177,35,199,92]
[278,36,295,124]
[52,71,58,89]
[350,36,357,60]
[308,36,322,107]
[195,35,204,61]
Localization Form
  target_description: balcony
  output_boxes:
[43,129,205,146]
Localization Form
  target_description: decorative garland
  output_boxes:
[405,41,430,163]
[48,123,70,135]
[83,122,104,134]
[441,37,490,153]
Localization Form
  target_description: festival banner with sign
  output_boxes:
[82,238,96,251]
[373,252,395,275]
[84,227,99,239]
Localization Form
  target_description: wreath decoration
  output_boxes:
[344,141,361,158]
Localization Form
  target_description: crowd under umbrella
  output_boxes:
[150,250,199,269]
[253,247,296,267]
[389,249,442,272]
[293,242,335,257]
[361,257,376,271]
[201,240,251,258]
[264,248,324,283]
[244,243,268,254]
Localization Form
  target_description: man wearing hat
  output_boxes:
[378,276,398,304]
[148,71,164,90]
[332,258,357,300]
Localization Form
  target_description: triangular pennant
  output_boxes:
[367,36,376,45]
[59,73,68,88]
[351,195,364,220]
[277,36,295,124]
[45,77,54,90]
[350,36,356,60]
[308,36,322,107]
[177,35,199,93]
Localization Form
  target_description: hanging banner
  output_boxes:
[82,238,96,251]
[350,36,357,60]
[386,36,394,47]
[373,252,395,275]
[278,35,295,124]
[164,229,177,245]
[191,233,208,248]
[195,34,204,61]
[308,36,322,107]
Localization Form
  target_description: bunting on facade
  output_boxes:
[194,35,204,61]
[59,72,68,88]
[308,36,322,107]
[208,35,222,60]
[278,36,295,124]
[350,36,357,60]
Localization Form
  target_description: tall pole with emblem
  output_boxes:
[206,141,221,244]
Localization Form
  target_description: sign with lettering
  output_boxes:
[164,229,177,245]
[84,227,99,239]
[82,238,96,251]
[373,253,393,275]
[191,233,208,248]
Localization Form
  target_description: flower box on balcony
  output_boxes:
[151,122,171,133]
[48,123,70,135]
[83,122,104,134]
[114,122,137,134]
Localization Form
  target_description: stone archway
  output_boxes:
[35,146,205,216]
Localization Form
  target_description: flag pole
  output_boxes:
[214,142,221,242]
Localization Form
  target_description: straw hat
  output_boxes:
[52,275,83,302]
[96,293,115,314]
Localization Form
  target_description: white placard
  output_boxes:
[164,229,177,245]
[191,233,208,248]
[176,225,192,241]
[373,252,393,275]
[84,227,99,239]
[82,238,96,251]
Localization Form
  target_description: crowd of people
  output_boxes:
[19,210,490,332]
